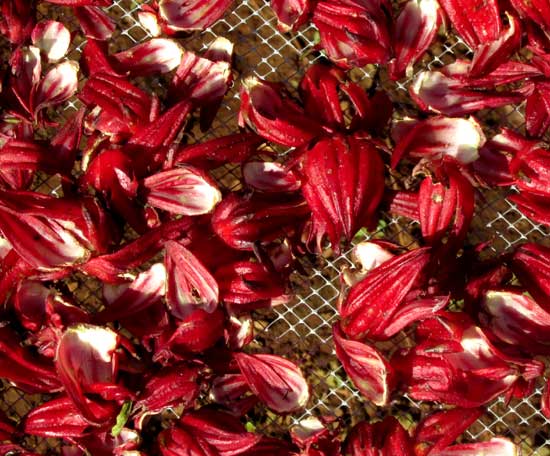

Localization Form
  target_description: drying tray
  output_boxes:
[1,0,550,454]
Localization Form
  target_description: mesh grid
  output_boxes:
[2,0,550,454]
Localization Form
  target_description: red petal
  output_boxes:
[0,139,61,183]
[333,325,394,406]
[392,116,485,167]
[216,261,288,310]
[13,280,85,334]
[298,63,392,134]
[438,0,501,47]
[543,377,550,419]
[142,167,221,215]
[489,126,540,154]
[481,290,550,352]
[508,192,550,225]
[340,247,431,339]
[80,218,192,282]
[344,417,414,456]
[174,133,263,169]
[128,99,192,153]
[511,243,550,310]
[386,190,420,220]
[526,18,550,54]
[243,161,301,193]
[419,177,457,244]
[162,308,225,354]
[79,73,152,128]
[301,135,385,253]
[74,6,116,41]
[343,421,376,456]
[210,373,250,405]
[469,13,522,78]
[113,38,183,75]
[271,0,312,32]
[121,300,170,343]
[239,76,323,147]
[159,425,218,456]
[0,0,34,45]
[395,313,543,406]
[23,396,92,438]
[239,437,296,456]
[31,20,71,62]
[312,1,391,68]
[165,240,219,319]
[342,85,393,135]
[510,0,550,33]
[73,428,140,455]
[414,408,484,456]
[10,46,42,115]
[299,63,346,129]
[184,220,244,271]
[0,325,61,393]
[138,10,162,37]
[135,364,201,424]
[410,68,523,115]
[45,0,111,4]
[472,144,514,187]
[179,409,262,456]
[211,193,309,251]
[32,60,79,117]
[210,373,258,416]
[526,82,550,137]
[13,280,52,331]
[81,148,148,233]
[463,60,544,88]
[234,352,309,413]
[95,263,166,323]
[380,295,449,338]
[509,145,550,196]
[290,417,341,454]
[225,316,254,351]
[430,437,518,456]
[0,192,95,269]
[159,0,234,31]
[389,0,442,80]
[51,107,86,170]
[418,166,475,251]
[80,39,121,77]
[55,324,120,424]
[167,37,233,131]
[170,37,233,101]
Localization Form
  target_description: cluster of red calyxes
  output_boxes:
[1,0,550,454]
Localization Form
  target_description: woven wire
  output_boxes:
[2,0,550,454]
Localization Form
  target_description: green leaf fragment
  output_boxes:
[112,401,132,437]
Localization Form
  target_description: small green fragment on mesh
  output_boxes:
[448,299,464,311]
[245,422,257,432]
[313,30,321,44]
[353,219,388,243]
[376,218,388,232]
[353,227,370,243]
[396,413,415,431]
[112,401,132,437]
[326,371,348,389]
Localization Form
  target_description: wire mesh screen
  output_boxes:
[2,0,550,454]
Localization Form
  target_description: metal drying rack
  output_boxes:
[2,0,550,454]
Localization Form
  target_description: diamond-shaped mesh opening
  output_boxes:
[3,0,550,454]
